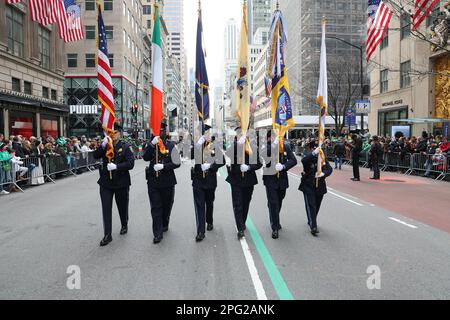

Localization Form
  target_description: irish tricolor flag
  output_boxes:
[150,4,164,136]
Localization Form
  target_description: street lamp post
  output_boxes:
[326,35,365,132]
[134,55,152,139]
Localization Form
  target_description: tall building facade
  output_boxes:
[281,0,367,116]
[368,3,450,137]
[247,0,273,44]
[223,18,239,130]
[64,0,152,138]
[0,1,68,139]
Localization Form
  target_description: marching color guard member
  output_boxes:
[93,122,135,247]
[191,132,225,242]
[144,122,181,244]
[299,140,333,237]
[226,130,262,240]
[263,132,298,239]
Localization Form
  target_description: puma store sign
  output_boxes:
[70,105,101,115]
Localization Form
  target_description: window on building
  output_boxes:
[380,69,389,93]
[123,1,126,16]
[109,54,114,68]
[400,60,411,88]
[12,78,21,92]
[6,7,24,57]
[427,1,441,27]
[147,19,151,29]
[67,54,78,68]
[42,86,49,99]
[51,89,57,101]
[24,81,32,95]
[143,5,151,15]
[85,25,96,39]
[38,26,50,69]
[380,30,389,49]
[85,0,95,11]
[400,13,411,40]
[104,0,113,11]
[105,26,114,39]
[128,9,131,23]
[86,53,96,68]
[123,29,126,44]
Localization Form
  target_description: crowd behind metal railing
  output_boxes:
[0,133,145,195]
[291,132,450,182]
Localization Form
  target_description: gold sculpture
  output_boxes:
[435,55,450,119]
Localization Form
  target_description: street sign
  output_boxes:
[355,100,371,114]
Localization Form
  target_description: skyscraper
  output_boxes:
[281,0,367,115]
[247,0,274,44]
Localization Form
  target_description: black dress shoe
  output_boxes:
[153,236,163,244]
[237,231,245,240]
[100,235,112,247]
[272,230,279,239]
[311,228,319,237]
[207,224,214,231]
[163,227,169,233]
[120,226,128,235]
[351,178,360,181]
[196,233,205,242]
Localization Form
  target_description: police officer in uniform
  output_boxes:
[226,130,262,240]
[263,132,298,239]
[191,133,225,242]
[299,140,333,237]
[93,122,135,247]
[143,123,181,244]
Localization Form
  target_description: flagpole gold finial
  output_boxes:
[321,16,327,25]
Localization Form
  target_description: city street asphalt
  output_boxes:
[1,158,449,300]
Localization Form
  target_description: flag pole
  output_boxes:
[199,0,206,179]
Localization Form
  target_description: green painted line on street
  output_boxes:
[219,168,294,300]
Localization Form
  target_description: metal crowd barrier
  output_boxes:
[0,151,103,193]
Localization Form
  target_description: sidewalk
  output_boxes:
[291,161,450,234]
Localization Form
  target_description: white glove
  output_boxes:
[238,135,247,145]
[102,137,109,149]
[197,136,206,146]
[316,172,325,178]
[240,164,250,173]
[275,163,285,172]
[313,147,321,156]
[151,136,160,146]
[107,163,117,171]
[273,136,280,145]
[201,163,211,172]
[154,164,164,172]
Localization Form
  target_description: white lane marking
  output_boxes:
[288,173,364,207]
[239,236,268,300]
[388,217,418,229]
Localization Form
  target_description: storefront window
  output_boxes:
[378,107,409,137]
[41,116,59,139]
[10,112,35,139]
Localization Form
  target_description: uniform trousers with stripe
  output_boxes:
[193,187,216,235]
[302,189,324,230]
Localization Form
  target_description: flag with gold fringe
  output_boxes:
[316,18,328,179]
[267,7,294,152]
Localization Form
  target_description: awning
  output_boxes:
[390,118,449,124]
[0,93,69,113]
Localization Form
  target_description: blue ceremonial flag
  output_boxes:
[195,8,210,132]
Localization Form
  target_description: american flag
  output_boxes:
[366,0,393,61]
[413,0,440,31]
[56,0,84,42]
[29,0,58,26]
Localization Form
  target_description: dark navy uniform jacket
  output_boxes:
[225,141,262,188]
[93,140,135,190]
[143,139,181,189]
[262,142,298,190]
[191,142,225,190]
[299,152,333,195]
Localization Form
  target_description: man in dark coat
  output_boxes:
[348,134,362,181]
[299,141,333,236]
[226,130,262,240]
[262,132,298,239]
[143,122,181,244]
[93,122,135,247]
[369,136,383,180]
[191,133,225,242]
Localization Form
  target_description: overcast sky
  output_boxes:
[184,0,242,97]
